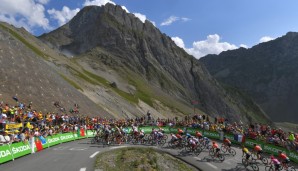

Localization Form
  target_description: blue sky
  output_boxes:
[1,0,298,58]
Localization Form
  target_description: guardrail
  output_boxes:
[1,126,298,164]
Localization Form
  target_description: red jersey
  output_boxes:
[254,145,262,151]
[279,153,288,160]
[212,143,219,148]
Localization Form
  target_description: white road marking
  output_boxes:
[69,147,88,151]
[79,168,86,171]
[206,163,218,170]
[53,146,70,150]
[110,146,127,149]
[89,151,100,158]
[194,157,201,160]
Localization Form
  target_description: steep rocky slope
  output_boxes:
[200,32,298,123]
[0,22,109,117]
[39,4,270,123]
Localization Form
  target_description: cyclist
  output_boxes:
[195,131,202,139]
[202,137,210,148]
[242,145,252,161]
[278,150,290,169]
[177,128,184,135]
[253,143,263,159]
[212,141,220,157]
[270,155,281,171]
[223,137,232,152]
[185,133,192,140]
[189,137,197,150]
[170,133,178,144]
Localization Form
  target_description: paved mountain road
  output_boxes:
[0,138,275,171]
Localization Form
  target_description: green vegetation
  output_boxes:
[94,147,196,171]
[59,73,83,91]
[82,69,139,104]
[0,23,49,60]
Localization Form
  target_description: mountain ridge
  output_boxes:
[0,4,270,123]
[200,32,298,123]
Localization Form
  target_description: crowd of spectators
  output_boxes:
[1,97,298,153]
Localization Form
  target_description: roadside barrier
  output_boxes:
[1,126,298,164]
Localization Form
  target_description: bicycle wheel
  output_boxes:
[194,147,202,155]
[261,156,268,165]
[218,154,225,162]
[242,158,248,166]
[221,145,227,153]
[251,164,259,171]
[289,166,296,171]
[209,149,215,156]
[265,165,274,171]
[229,148,236,156]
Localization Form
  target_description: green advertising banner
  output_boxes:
[86,130,95,138]
[0,145,13,164]
[203,130,220,139]
[47,135,61,147]
[10,142,31,159]
[59,133,75,143]
[288,151,298,163]
[263,143,287,156]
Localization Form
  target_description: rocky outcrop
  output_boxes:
[39,4,270,123]
[200,32,298,123]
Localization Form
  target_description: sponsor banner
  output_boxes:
[186,128,197,135]
[10,142,31,159]
[263,144,287,156]
[0,145,13,164]
[288,151,298,163]
[59,133,75,143]
[47,135,61,147]
[86,130,95,138]
[203,130,220,139]
[5,123,23,129]
[225,134,237,143]
[244,139,260,148]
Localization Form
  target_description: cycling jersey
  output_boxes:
[254,145,262,151]
[279,153,288,160]
[243,148,248,153]
[212,143,219,149]
[272,158,281,165]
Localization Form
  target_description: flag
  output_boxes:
[77,128,85,137]
[35,138,43,152]
[39,136,46,144]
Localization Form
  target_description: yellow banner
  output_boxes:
[5,123,23,129]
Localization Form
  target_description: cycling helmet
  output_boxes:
[223,136,226,139]
[212,141,215,144]
[278,150,282,153]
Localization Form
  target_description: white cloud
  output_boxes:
[240,44,248,48]
[171,37,185,49]
[133,13,146,23]
[172,34,238,58]
[161,16,179,26]
[36,0,50,5]
[83,0,115,6]
[0,0,51,31]
[121,6,129,13]
[259,36,275,43]
[48,6,80,26]
[181,17,191,22]
[160,16,191,26]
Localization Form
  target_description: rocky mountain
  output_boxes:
[200,32,298,123]
[0,22,109,116]
[38,4,270,123]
